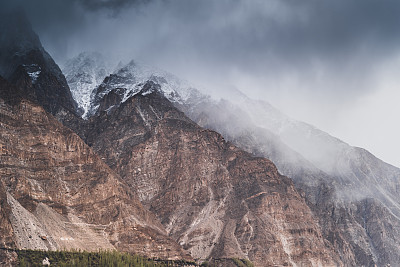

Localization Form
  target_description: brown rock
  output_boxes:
[0,79,190,261]
[82,82,340,266]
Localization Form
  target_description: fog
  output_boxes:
[2,0,400,167]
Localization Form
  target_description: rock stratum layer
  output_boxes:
[0,78,191,263]
[79,82,340,266]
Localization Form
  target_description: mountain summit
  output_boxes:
[63,52,111,118]
[63,54,202,119]
[0,8,79,116]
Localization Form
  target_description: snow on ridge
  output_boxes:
[113,60,197,104]
[88,59,202,116]
[64,52,207,119]
[63,52,110,118]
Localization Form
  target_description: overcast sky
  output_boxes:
[3,0,400,167]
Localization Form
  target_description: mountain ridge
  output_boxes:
[64,51,400,266]
[74,81,340,266]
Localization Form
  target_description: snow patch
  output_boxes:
[89,59,203,116]
[105,105,115,114]
[23,64,41,83]
[28,70,41,82]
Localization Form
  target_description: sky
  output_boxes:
[2,0,400,167]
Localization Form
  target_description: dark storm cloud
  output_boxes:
[1,0,148,13]
[4,0,400,68]
[0,0,149,40]
[1,0,396,107]
[102,0,400,99]
[1,0,400,165]
[78,0,149,11]
[2,0,400,99]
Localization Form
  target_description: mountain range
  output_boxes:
[1,9,399,267]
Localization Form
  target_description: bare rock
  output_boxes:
[82,82,340,266]
[0,79,190,260]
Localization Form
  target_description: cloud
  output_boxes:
[1,0,400,166]
[77,0,150,14]
[7,0,400,73]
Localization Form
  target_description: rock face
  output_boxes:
[79,82,340,266]
[0,77,191,261]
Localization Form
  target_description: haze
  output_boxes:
[3,0,400,167]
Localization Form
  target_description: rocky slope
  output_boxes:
[0,181,17,266]
[78,82,340,266]
[0,77,191,262]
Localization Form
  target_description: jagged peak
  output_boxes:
[138,81,162,96]
[0,10,79,117]
[67,55,205,119]
[94,81,166,116]
[63,51,113,118]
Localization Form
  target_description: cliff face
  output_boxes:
[80,82,340,266]
[0,78,190,261]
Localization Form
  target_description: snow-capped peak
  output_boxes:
[114,59,196,103]
[63,52,111,118]
[64,52,205,119]
[85,58,202,117]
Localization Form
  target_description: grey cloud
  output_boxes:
[6,0,400,67]
[3,0,400,99]
[1,0,400,165]
[77,0,150,13]
[9,0,399,106]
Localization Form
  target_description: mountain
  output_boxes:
[0,8,79,117]
[76,81,339,266]
[183,90,400,266]
[0,12,340,266]
[65,51,400,266]
[2,10,400,266]
[0,11,192,265]
[63,52,111,118]
[0,77,191,263]
[62,55,206,119]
